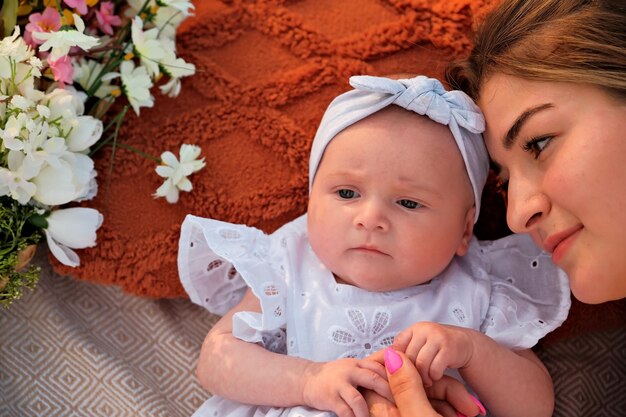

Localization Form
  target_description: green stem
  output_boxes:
[109,142,160,162]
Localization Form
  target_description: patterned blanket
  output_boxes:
[4,1,624,416]
[1,253,624,416]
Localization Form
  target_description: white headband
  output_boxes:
[309,75,489,222]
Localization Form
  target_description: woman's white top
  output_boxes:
[178,214,570,417]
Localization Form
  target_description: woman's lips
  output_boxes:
[543,225,583,264]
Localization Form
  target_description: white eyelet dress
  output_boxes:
[179,214,571,417]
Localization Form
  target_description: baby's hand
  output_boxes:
[393,322,475,386]
[301,358,392,417]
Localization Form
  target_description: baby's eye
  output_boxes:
[337,189,359,199]
[398,199,422,210]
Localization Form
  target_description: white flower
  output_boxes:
[154,8,185,40]
[10,95,33,111]
[0,26,33,63]
[1,113,28,150]
[118,60,154,115]
[131,17,165,78]
[72,58,118,98]
[154,144,205,203]
[44,208,103,267]
[31,152,95,205]
[9,61,44,101]
[45,87,87,120]
[33,15,100,61]
[36,104,50,118]
[20,128,68,176]
[159,50,195,97]
[66,116,103,152]
[125,0,156,17]
[0,151,37,204]
[154,6,186,40]
[156,0,195,16]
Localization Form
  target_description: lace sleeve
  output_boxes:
[178,214,289,350]
[479,234,571,349]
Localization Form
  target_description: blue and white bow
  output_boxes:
[309,75,489,222]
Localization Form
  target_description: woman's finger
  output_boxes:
[425,376,486,416]
[384,348,441,417]
[430,399,460,417]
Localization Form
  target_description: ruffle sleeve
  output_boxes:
[477,233,571,349]
[178,215,288,352]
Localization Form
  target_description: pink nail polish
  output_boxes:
[384,348,403,374]
[470,395,487,416]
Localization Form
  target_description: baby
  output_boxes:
[178,75,571,417]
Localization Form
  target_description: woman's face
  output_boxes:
[479,74,626,304]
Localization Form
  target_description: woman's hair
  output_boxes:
[446,0,626,101]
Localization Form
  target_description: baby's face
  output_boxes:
[308,107,475,292]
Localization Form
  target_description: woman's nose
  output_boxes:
[505,175,550,233]
[354,200,389,231]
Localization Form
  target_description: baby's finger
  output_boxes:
[332,400,357,417]
[352,367,393,402]
[415,342,440,386]
[340,386,369,417]
[365,348,386,365]
[429,351,449,381]
[358,358,387,379]
[392,328,413,352]
[402,333,427,364]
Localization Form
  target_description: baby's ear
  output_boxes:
[455,206,476,256]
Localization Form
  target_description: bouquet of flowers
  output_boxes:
[0,0,205,307]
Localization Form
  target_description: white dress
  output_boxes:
[178,214,571,417]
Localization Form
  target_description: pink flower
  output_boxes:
[95,2,122,35]
[25,7,62,46]
[64,0,89,15]
[48,55,74,86]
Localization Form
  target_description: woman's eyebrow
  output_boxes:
[503,103,554,149]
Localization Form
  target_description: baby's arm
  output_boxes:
[393,323,553,417]
[197,288,392,417]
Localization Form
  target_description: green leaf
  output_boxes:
[0,0,18,37]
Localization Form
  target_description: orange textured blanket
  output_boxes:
[51,0,625,340]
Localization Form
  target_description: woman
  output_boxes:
[379,0,626,414]
[446,0,626,304]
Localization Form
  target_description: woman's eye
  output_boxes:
[398,199,422,209]
[337,189,358,199]
[522,136,553,159]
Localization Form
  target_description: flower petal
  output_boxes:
[46,207,103,248]
[46,231,81,267]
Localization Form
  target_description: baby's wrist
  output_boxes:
[300,361,322,408]
[460,328,486,370]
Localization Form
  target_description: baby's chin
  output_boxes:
[333,273,431,292]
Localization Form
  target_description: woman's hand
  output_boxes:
[365,348,486,417]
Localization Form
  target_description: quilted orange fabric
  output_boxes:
[49,0,626,341]
[50,0,495,295]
